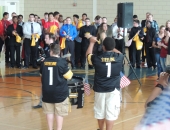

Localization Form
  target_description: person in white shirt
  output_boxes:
[23,13,42,69]
[112,23,127,53]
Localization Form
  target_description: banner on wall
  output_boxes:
[0,6,5,19]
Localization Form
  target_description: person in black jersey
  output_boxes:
[86,37,124,130]
[40,43,73,130]
[33,33,56,109]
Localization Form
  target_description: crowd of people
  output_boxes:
[0,10,170,130]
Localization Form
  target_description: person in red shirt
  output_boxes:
[44,12,59,32]
[1,12,11,64]
[158,37,168,72]
[41,12,48,28]
[44,12,59,43]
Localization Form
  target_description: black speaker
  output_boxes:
[117,2,133,28]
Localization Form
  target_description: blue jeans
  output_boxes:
[160,57,166,72]
[155,53,163,77]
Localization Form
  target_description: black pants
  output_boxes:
[74,41,82,67]
[145,43,156,68]
[0,37,10,63]
[0,38,4,53]
[129,42,141,67]
[115,39,125,53]
[81,43,89,68]
[10,45,21,67]
[63,40,75,67]
[142,41,146,62]
[23,38,38,68]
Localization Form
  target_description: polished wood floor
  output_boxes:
[0,53,158,130]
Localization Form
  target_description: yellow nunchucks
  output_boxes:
[13,32,21,43]
[133,34,143,50]
[143,27,147,56]
[31,34,40,46]
[60,37,66,50]
[50,25,58,34]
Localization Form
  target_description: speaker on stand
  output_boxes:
[117,2,141,86]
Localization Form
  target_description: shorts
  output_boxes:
[42,97,69,116]
[94,89,120,120]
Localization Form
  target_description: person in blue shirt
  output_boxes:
[60,17,77,69]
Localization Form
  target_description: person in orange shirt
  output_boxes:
[1,12,11,64]
[44,12,59,43]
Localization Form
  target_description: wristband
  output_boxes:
[155,83,164,91]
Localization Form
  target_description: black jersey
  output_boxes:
[40,57,72,103]
[88,51,124,92]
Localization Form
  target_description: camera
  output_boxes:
[37,46,46,62]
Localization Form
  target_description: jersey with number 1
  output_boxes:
[87,52,124,92]
[40,57,70,103]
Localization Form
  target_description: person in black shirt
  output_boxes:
[86,37,124,130]
[33,33,56,109]
[145,21,156,69]
[79,18,96,68]
[129,20,144,68]
[6,16,23,68]
[40,43,73,130]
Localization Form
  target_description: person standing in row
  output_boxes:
[129,20,144,68]
[1,12,11,64]
[59,17,77,69]
[79,18,96,68]
[6,16,23,68]
[145,21,156,69]
[9,12,17,24]
[44,12,59,34]
[112,20,127,53]
[152,25,165,80]
[23,14,42,69]
[72,14,83,68]
[18,15,24,27]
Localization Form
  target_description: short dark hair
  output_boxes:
[50,43,60,55]
[3,12,9,17]
[44,12,48,15]
[53,11,60,17]
[34,14,38,17]
[18,14,23,19]
[103,37,115,51]
[102,17,107,19]
[45,33,55,42]
[95,15,101,20]
[133,20,140,24]
[29,13,35,17]
[85,18,90,21]
[59,14,63,17]
[82,13,87,17]
[133,15,138,19]
[73,14,79,19]
[12,16,18,20]
[48,12,54,17]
